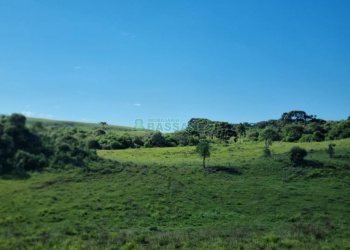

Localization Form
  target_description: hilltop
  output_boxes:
[26,117,139,132]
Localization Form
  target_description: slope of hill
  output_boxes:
[1,139,349,249]
[26,117,139,132]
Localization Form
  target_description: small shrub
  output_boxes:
[290,146,307,167]
[14,150,47,171]
[87,139,101,149]
[325,144,336,158]
[263,147,271,157]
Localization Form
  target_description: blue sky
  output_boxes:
[1,0,349,128]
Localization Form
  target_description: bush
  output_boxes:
[290,146,307,167]
[284,125,304,142]
[87,139,101,149]
[260,128,281,142]
[299,134,313,142]
[14,150,47,171]
[145,132,167,148]
[263,147,271,157]
[312,131,325,142]
[247,131,259,141]
[325,144,336,158]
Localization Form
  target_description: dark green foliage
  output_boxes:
[187,118,236,141]
[0,114,101,175]
[184,111,349,144]
[171,131,199,146]
[326,144,336,158]
[87,139,101,149]
[281,110,315,123]
[0,114,48,175]
[284,125,304,142]
[312,131,325,142]
[116,134,133,149]
[145,132,167,147]
[187,118,213,138]
[196,139,210,168]
[327,119,350,139]
[262,138,273,158]
[30,121,44,133]
[14,150,47,171]
[260,128,281,142]
[290,146,308,167]
[299,134,314,142]
[133,136,144,148]
[237,123,246,137]
[213,122,237,141]
[94,129,106,136]
[263,147,271,157]
[247,130,259,141]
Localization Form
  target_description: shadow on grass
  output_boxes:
[304,160,324,168]
[205,166,241,175]
[332,154,350,159]
[1,172,30,180]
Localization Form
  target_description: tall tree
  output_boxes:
[196,140,210,168]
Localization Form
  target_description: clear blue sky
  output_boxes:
[1,0,349,128]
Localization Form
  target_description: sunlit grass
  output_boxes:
[1,139,350,249]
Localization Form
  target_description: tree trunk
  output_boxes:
[203,155,206,168]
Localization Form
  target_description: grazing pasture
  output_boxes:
[1,139,349,249]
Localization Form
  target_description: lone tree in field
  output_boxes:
[290,146,307,167]
[261,128,279,157]
[326,143,336,158]
[196,140,210,168]
[263,139,272,157]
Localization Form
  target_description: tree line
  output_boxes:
[1,111,349,175]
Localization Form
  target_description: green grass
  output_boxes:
[26,117,148,133]
[1,139,350,249]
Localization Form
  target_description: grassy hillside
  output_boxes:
[1,139,350,249]
[26,117,145,132]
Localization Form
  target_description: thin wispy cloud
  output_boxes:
[21,111,53,119]
[21,111,34,117]
[133,103,141,107]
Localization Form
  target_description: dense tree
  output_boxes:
[133,136,145,148]
[284,125,304,142]
[213,122,237,142]
[237,123,246,137]
[145,132,167,147]
[14,150,47,172]
[290,147,307,167]
[87,139,101,149]
[312,131,325,142]
[0,114,47,175]
[262,144,272,158]
[31,121,44,133]
[187,118,212,138]
[100,122,108,129]
[260,128,281,142]
[326,144,336,158]
[95,129,106,136]
[281,111,314,123]
[247,131,259,141]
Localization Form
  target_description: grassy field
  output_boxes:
[1,139,350,249]
[25,117,151,137]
